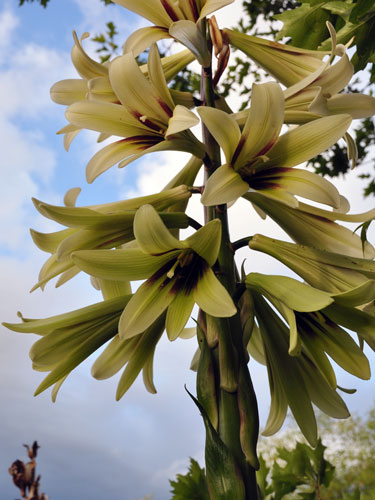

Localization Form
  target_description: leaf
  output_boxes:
[275,4,331,49]
[270,439,335,500]
[170,458,210,500]
[186,389,246,500]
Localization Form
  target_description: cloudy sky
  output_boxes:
[0,1,374,499]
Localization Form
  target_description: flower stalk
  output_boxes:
[198,25,260,498]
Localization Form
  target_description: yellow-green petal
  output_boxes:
[194,268,236,317]
[50,79,88,105]
[166,105,200,137]
[119,276,175,339]
[134,204,185,254]
[201,164,249,206]
[264,114,352,169]
[123,26,171,57]
[246,273,333,312]
[186,219,221,266]
[197,107,241,163]
[72,248,180,281]
[165,291,195,340]
[169,20,211,67]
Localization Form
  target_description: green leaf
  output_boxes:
[170,458,210,500]
[275,4,331,49]
[186,389,246,500]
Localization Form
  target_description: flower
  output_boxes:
[115,0,233,59]
[251,292,350,446]
[198,82,351,207]
[30,185,193,291]
[56,43,204,182]
[249,233,375,295]
[245,193,375,258]
[72,204,237,340]
[223,28,328,87]
[226,24,375,125]
[50,32,195,107]
[3,294,132,400]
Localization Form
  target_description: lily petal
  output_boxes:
[71,31,108,79]
[233,82,284,170]
[197,107,241,163]
[194,267,236,317]
[246,273,333,312]
[112,0,173,28]
[165,291,195,340]
[134,205,185,254]
[169,20,211,67]
[123,26,171,57]
[50,79,88,105]
[72,248,180,281]
[186,219,221,266]
[327,93,375,119]
[86,139,159,183]
[166,105,200,137]
[66,100,151,137]
[198,0,234,20]
[118,275,175,339]
[109,53,171,124]
[116,314,165,400]
[264,114,352,169]
[201,164,249,206]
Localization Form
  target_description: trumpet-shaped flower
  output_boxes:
[3,291,172,401]
[199,82,351,207]
[245,272,374,371]
[51,32,196,111]
[246,272,334,355]
[30,186,192,291]
[223,28,328,88]
[2,295,131,400]
[249,234,375,296]
[115,0,233,59]
[226,25,375,126]
[251,293,350,446]
[245,193,375,259]
[61,44,204,182]
[72,205,236,341]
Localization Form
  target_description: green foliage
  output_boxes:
[18,0,112,6]
[276,0,375,73]
[18,0,51,7]
[263,439,335,499]
[255,410,375,499]
[92,22,119,63]
[171,410,375,500]
[320,409,375,500]
[169,459,210,500]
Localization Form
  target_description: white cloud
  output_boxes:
[0,9,19,63]
[0,6,75,250]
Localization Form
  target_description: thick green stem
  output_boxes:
[198,38,259,499]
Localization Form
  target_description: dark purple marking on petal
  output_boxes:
[157,98,173,118]
[130,110,164,133]
[147,259,177,286]
[161,0,180,22]
[249,179,282,190]
[171,254,207,295]
[256,139,277,157]
[246,166,292,186]
[120,135,162,145]
[189,0,199,22]
[231,136,246,166]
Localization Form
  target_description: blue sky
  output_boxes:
[0,1,374,499]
